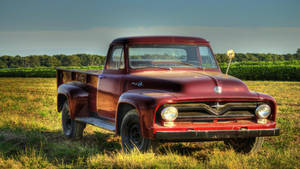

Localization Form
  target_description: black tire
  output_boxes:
[62,101,86,139]
[224,137,264,153]
[120,109,157,153]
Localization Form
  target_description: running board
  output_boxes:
[75,117,115,131]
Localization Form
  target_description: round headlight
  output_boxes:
[255,104,271,119]
[161,106,178,121]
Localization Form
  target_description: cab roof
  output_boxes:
[112,36,209,45]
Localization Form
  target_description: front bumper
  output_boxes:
[155,128,280,141]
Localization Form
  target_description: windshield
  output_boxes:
[128,45,217,69]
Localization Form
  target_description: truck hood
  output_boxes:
[129,70,258,99]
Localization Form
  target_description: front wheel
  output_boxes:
[120,109,156,153]
[224,137,264,153]
[62,101,86,139]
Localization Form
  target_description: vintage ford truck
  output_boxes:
[56,36,279,153]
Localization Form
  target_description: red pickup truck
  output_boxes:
[56,36,279,153]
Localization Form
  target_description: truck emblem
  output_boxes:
[214,86,222,94]
[211,102,225,110]
[131,81,143,87]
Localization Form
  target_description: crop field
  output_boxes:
[0,61,300,81]
[0,78,299,168]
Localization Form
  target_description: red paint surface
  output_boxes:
[112,36,209,45]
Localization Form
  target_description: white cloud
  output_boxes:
[1,26,300,56]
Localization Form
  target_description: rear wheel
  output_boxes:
[120,109,156,153]
[62,101,86,139]
[224,137,264,153]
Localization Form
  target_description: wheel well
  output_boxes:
[117,103,135,135]
[57,94,68,112]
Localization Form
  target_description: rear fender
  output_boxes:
[57,82,89,119]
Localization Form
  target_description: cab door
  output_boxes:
[97,46,125,121]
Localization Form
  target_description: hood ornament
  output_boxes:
[214,86,222,94]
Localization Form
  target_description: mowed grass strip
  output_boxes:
[0,78,299,168]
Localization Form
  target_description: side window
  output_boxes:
[199,46,217,68]
[107,47,125,70]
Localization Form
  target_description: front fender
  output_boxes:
[57,82,89,119]
[117,89,175,138]
[256,92,277,121]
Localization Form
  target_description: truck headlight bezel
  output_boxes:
[161,106,178,122]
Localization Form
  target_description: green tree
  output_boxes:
[28,55,41,67]
[62,55,81,66]
[215,54,228,63]
[0,60,7,68]
[296,48,300,60]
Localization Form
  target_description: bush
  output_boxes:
[220,61,300,81]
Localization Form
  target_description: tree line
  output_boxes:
[0,49,299,68]
[0,54,106,68]
[215,48,300,63]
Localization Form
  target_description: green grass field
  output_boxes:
[0,78,299,168]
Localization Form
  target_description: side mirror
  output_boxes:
[226,49,235,59]
[225,49,235,76]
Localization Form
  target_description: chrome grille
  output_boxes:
[157,101,261,122]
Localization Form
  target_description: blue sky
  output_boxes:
[0,0,300,56]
